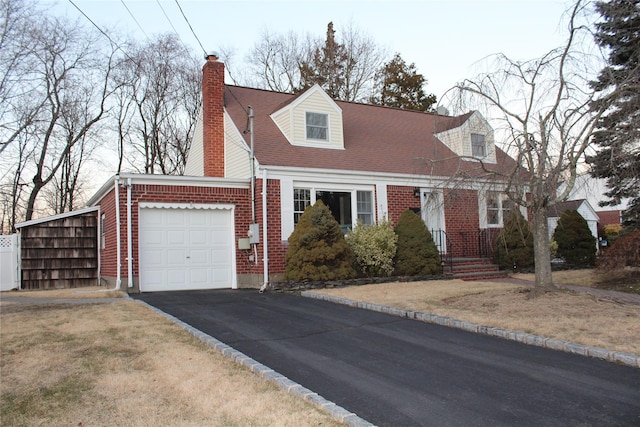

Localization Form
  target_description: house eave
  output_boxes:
[86,174,251,207]
[15,206,100,229]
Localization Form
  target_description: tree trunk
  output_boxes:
[530,207,557,294]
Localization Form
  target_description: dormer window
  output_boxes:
[306,112,328,141]
[471,133,486,157]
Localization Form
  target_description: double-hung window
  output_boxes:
[294,189,311,225]
[471,133,486,158]
[486,192,501,226]
[486,192,513,226]
[356,191,373,225]
[306,112,328,141]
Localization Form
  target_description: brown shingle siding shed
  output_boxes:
[15,207,99,290]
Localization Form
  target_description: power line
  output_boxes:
[174,0,207,56]
[120,0,150,40]
[67,0,135,62]
[155,0,192,54]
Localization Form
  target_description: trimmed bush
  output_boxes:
[394,210,442,276]
[493,209,534,270]
[284,200,356,281]
[597,228,640,269]
[552,209,597,267]
[346,218,398,277]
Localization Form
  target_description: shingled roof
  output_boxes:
[223,85,519,178]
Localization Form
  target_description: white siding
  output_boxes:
[184,109,204,176]
[271,108,293,143]
[271,85,344,149]
[224,111,251,179]
[435,111,497,163]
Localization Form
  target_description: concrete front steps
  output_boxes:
[448,257,508,281]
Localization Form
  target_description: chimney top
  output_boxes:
[204,51,219,61]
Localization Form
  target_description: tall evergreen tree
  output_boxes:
[370,53,437,112]
[298,22,349,99]
[588,0,640,228]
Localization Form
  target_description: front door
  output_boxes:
[421,189,446,253]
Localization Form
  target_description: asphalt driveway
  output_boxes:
[134,289,640,427]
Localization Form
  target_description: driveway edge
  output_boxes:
[134,299,375,427]
[301,291,640,369]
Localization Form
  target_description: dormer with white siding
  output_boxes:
[435,111,497,163]
[270,84,344,150]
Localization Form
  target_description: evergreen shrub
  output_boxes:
[552,209,597,267]
[394,210,441,276]
[346,218,398,277]
[493,209,534,270]
[284,201,356,281]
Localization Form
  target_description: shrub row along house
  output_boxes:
[88,54,522,292]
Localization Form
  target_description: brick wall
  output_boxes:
[386,185,489,258]
[387,185,421,225]
[97,182,255,289]
[202,55,225,177]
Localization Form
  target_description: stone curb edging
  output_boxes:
[301,291,640,369]
[133,299,375,427]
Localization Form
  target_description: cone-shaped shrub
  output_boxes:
[493,209,534,270]
[552,209,596,267]
[394,209,441,276]
[284,200,356,281]
[346,218,398,277]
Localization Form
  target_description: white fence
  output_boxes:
[0,234,19,291]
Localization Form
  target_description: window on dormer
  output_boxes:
[306,112,328,141]
[471,133,486,157]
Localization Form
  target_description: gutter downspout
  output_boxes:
[127,177,133,288]
[259,168,269,293]
[115,176,122,290]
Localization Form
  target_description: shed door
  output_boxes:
[139,207,234,292]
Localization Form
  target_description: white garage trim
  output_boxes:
[138,202,237,292]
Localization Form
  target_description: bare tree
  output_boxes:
[0,0,41,156]
[449,0,611,292]
[245,22,387,102]
[244,29,312,93]
[113,34,201,175]
[0,2,118,224]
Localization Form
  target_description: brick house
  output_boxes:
[88,54,521,293]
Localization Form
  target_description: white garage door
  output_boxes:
[139,204,236,292]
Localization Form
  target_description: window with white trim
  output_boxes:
[100,214,106,250]
[306,112,328,141]
[357,191,373,225]
[471,133,486,157]
[486,192,513,226]
[292,188,374,232]
[294,189,311,225]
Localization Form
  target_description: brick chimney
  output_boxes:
[202,53,225,177]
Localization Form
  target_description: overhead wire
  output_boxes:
[155,0,192,54]
[67,0,136,62]
[120,0,150,40]
[174,0,207,57]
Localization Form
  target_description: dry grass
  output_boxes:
[0,296,343,427]
[317,274,640,356]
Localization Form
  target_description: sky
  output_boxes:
[50,0,576,100]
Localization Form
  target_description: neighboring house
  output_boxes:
[546,199,599,252]
[559,173,626,226]
[88,55,521,293]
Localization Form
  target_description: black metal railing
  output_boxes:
[431,229,453,273]
[455,229,495,259]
